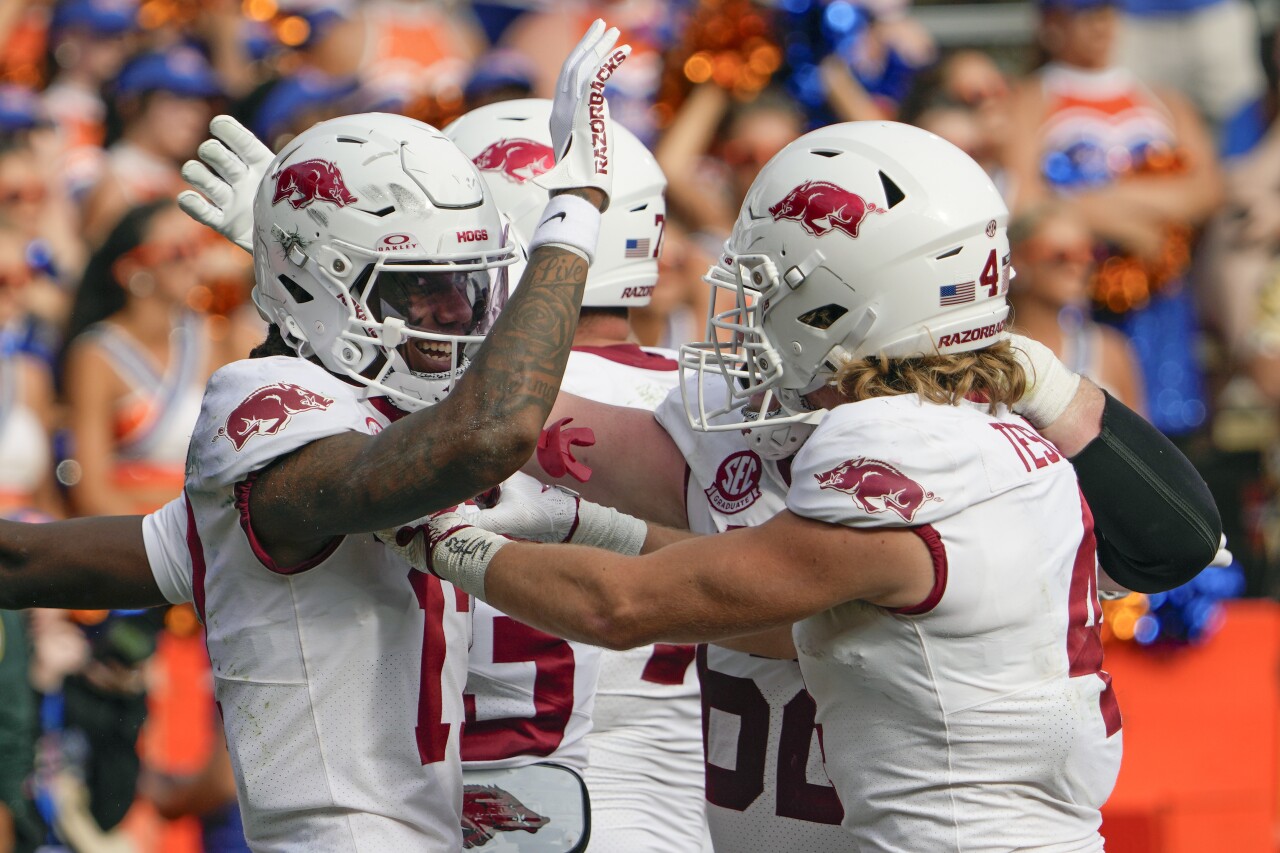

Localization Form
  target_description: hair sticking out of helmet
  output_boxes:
[681,120,1012,440]
[444,98,667,308]
[249,112,517,412]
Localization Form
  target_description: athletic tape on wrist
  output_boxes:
[436,528,503,600]
[571,500,647,556]
[528,194,601,265]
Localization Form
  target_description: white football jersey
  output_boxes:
[787,395,1122,851]
[184,356,471,852]
[559,345,709,852]
[655,383,850,853]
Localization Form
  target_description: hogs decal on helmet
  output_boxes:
[271,159,358,210]
[471,138,555,184]
[767,181,882,238]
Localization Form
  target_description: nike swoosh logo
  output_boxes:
[541,212,567,226]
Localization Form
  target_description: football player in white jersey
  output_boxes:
[446,99,708,852]
[386,121,1222,851]
[5,23,629,852]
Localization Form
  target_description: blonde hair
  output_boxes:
[832,339,1027,414]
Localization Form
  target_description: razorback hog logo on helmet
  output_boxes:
[815,457,940,523]
[218,383,334,451]
[461,785,549,849]
[768,181,883,239]
[271,159,358,210]
[472,139,554,184]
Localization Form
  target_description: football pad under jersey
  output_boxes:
[787,395,1121,852]
[184,356,471,852]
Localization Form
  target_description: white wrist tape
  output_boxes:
[1010,334,1083,428]
[430,523,508,600]
[528,194,601,264]
[571,500,647,556]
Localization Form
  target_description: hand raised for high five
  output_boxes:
[532,19,632,210]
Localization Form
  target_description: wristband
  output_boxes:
[528,194,601,264]
[572,500,647,556]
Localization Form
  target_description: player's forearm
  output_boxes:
[438,244,589,471]
[482,534,808,650]
[1037,379,1105,457]
[0,517,164,610]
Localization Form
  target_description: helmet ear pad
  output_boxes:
[249,112,517,411]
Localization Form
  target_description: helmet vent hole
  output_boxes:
[811,149,841,158]
[336,136,365,144]
[879,171,906,208]
[360,205,396,218]
[629,203,648,212]
[278,275,314,304]
[935,246,963,260]
[797,304,849,330]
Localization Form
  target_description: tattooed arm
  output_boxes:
[248,232,595,565]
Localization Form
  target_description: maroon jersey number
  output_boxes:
[461,616,576,761]
[408,571,466,764]
[697,646,844,824]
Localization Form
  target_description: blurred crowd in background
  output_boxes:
[0,0,1276,851]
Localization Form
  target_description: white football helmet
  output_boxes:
[682,121,1012,439]
[250,112,517,411]
[443,98,666,307]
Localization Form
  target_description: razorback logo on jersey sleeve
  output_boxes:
[815,457,940,523]
[218,383,335,451]
[705,450,762,514]
[461,785,549,848]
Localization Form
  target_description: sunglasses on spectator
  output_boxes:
[1020,242,1094,266]
[0,182,47,205]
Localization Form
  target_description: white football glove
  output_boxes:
[377,512,510,599]
[531,18,631,208]
[1009,333,1082,429]
[465,478,648,555]
[177,115,274,253]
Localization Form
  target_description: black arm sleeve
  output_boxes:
[1069,392,1222,593]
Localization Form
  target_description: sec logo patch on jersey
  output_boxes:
[705,450,763,514]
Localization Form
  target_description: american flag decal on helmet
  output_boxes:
[624,238,650,258]
[939,281,976,306]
